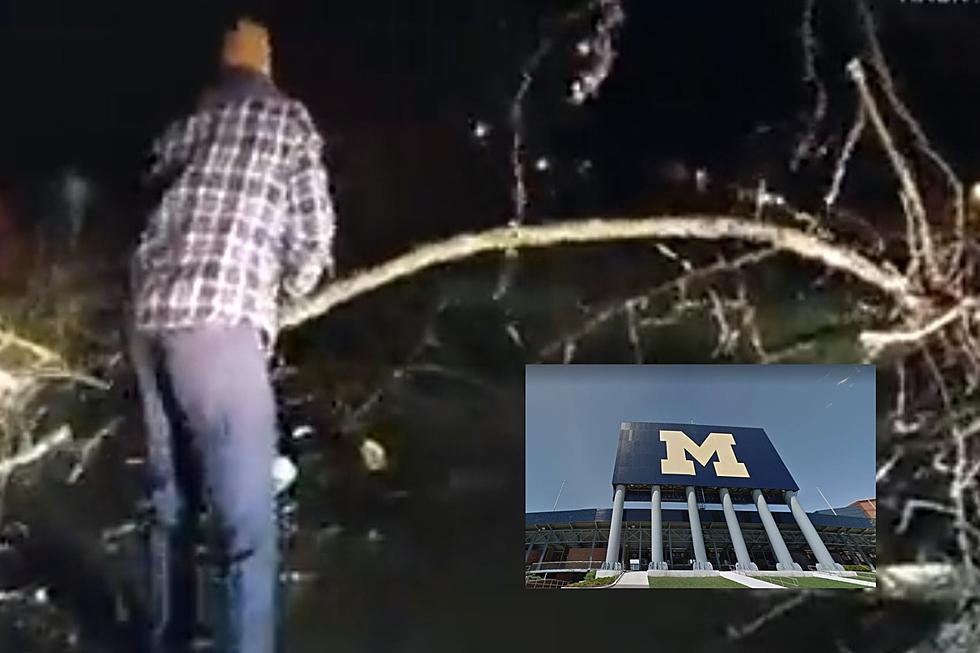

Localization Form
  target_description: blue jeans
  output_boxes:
[130,323,278,653]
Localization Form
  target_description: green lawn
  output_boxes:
[647,576,746,589]
[762,576,863,589]
[854,572,877,583]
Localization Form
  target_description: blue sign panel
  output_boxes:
[612,421,798,491]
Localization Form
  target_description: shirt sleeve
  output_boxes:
[144,115,201,187]
[281,102,336,299]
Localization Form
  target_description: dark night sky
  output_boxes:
[2,0,980,268]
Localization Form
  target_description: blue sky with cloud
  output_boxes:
[525,365,875,514]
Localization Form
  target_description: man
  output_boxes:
[129,17,335,653]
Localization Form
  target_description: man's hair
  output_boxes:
[220,16,273,77]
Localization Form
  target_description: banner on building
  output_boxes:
[612,421,798,492]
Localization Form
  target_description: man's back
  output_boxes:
[132,69,335,343]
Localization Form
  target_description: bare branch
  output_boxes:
[897,498,959,535]
[0,327,65,364]
[66,418,122,484]
[860,299,976,357]
[509,39,554,226]
[0,424,72,480]
[726,593,812,641]
[846,58,938,286]
[824,103,866,211]
[878,447,903,483]
[707,288,736,358]
[280,215,914,330]
[623,300,644,363]
[760,336,818,364]
[791,0,828,171]
[857,1,966,278]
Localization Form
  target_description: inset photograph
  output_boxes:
[525,364,876,589]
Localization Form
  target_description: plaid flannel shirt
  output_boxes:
[131,83,335,346]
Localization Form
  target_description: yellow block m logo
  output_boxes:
[660,430,750,478]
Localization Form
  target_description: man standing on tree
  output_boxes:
[129,16,335,653]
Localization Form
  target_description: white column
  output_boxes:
[752,489,799,571]
[650,485,665,569]
[785,490,844,572]
[603,484,626,569]
[686,485,711,569]
[720,488,757,571]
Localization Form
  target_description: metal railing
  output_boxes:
[526,561,604,572]
[525,578,570,589]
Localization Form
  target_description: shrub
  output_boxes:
[567,575,619,588]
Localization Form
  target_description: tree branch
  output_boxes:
[0,424,72,480]
[279,215,916,330]
[847,58,938,286]
[860,299,977,357]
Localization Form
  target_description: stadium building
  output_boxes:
[525,421,876,581]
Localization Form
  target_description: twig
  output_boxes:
[726,593,812,641]
[494,37,554,302]
[857,1,966,280]
[897,498,958,535]
[623,300,644,363]
[760,337,817,364]
[860,299,977,357]
[877,447,903,483]
[736,278,767,360]
[67,418,122,484]
[0,424,72,479]
[824,103,866,211]
[543,249,797,358]
[509,40,553,226]
[706,289,736,357]
[791,0,828,171]
[0,328,64,364]
[846,58,938,287]
[29,369,111,391]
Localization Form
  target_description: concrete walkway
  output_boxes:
[811,572,876,588]
[615,571,652,588]
[719,571,786,589]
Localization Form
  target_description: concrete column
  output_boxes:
[602,484,626,570]
[649,485,666,570]
[752,489,799,571]
[686,485,711,569]
[720,488,757,571]
[785,490,844,572]
[638,525,643,569]
[537,542,548,571]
